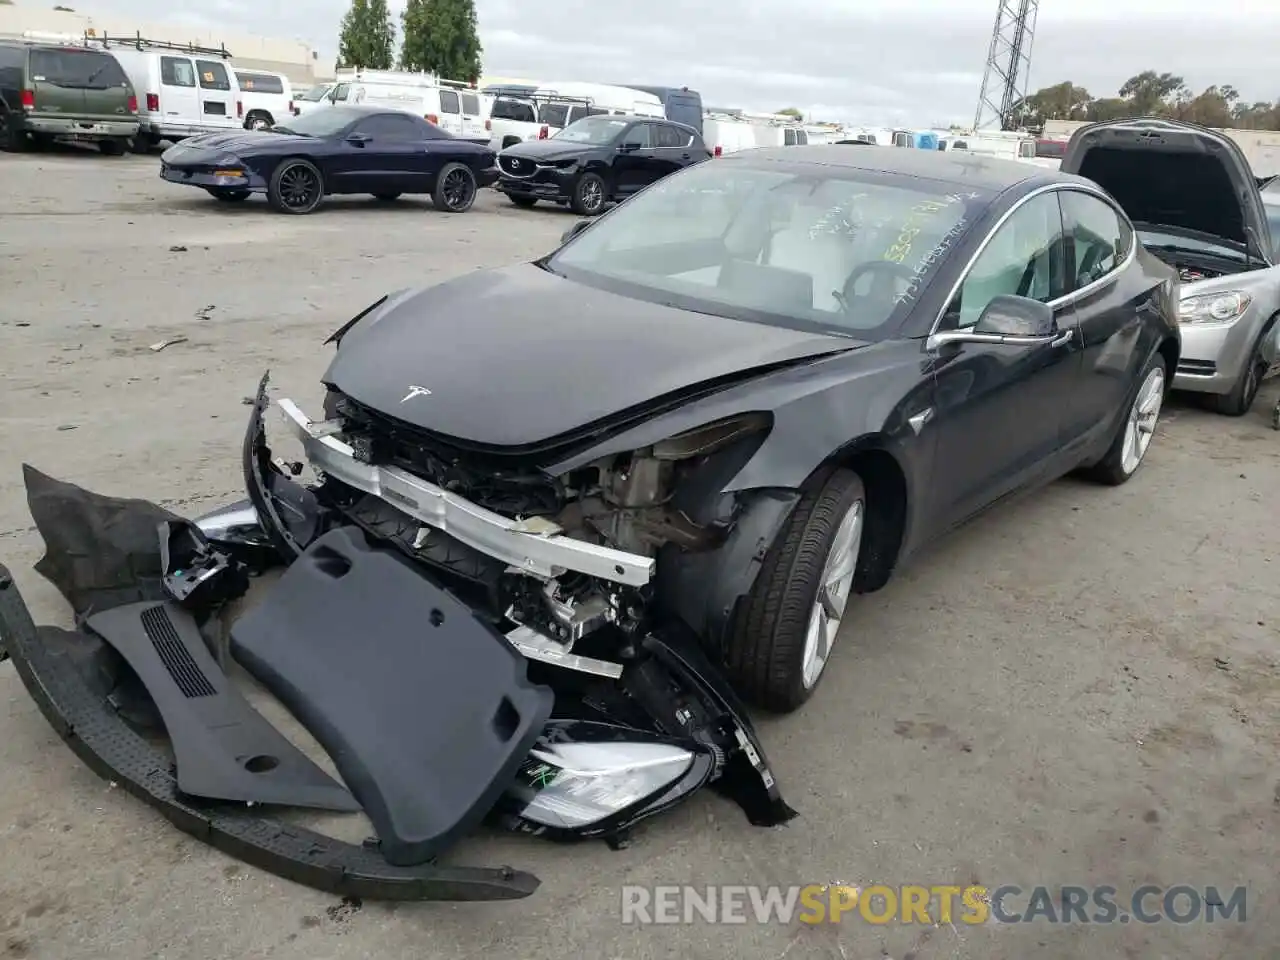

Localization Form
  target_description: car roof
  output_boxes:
[728,145,1083,193]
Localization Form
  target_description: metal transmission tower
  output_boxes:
[973,0,1040,131]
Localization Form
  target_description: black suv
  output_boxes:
[496,115,710,216]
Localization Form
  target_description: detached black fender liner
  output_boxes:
[0,566,540,901]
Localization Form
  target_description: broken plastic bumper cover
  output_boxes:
[0,566,540,902]
[275,395,656,587]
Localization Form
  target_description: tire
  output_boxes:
[432,162,477,212]
[372,192,402,201]
[724,468,867,712]
[267,158,325,215]
[570,171,607,216]
[1206,328,1271,416]
[508,195,537,208]
[207,187,250,203]
[1083,350,1167,486]
[245,112,273,131]
[98,138,128,156]
[0,110,28,152]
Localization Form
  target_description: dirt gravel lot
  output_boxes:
[1,147,1278,960]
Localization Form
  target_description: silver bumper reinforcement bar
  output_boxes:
[277,398,656,587]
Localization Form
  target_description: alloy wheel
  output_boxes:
[801,499,863,689]
[581,178,603,212]
[279,165,319,212]
[441,168,475,211]
[1120,365,1164,475]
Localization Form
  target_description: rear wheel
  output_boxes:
[1084,351,1166,485]
[245,111,273,131]
[508,195,537,208]
[570,172,606,216]
[268,158,325,214]
[98,138,128,156]
[725,468,867,712]
[0,111,28,152]
[432,162,477,212]
[207,187,250,203]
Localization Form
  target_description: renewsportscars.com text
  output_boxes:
[620,884,1247,925]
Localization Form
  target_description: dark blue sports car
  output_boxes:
[158,105,499,215]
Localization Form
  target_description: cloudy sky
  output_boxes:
[57,0,1280,125]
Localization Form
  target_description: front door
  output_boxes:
[331,112,429,193]
[927,190,1085,528]
[610,121,658,197]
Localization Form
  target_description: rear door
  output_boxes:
[610,121,659,197]
[458,90,486,141]
[435,87,462,136]
[27,47,94,120]
[158,55,199,126]
[194,58,237,128]
[650,122,696,180]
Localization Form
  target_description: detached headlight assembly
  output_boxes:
[1178,290,1252,324]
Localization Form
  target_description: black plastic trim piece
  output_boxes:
[0,565,540,901]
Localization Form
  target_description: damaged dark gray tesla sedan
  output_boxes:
[0,146,1180,901]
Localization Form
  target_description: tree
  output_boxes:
[1117,70,1186,115]
[400,0,483,83]
[337,0,395,70]
[777,107,804,120]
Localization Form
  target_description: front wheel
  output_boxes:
[1206,336,1269,416]
[207,187,250,203]
[570,172,606,216]
[724,468,866,712]
[433,162,477,212]
[1084,351,1166,485]
[268,158,325,215]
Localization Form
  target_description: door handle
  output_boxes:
[681,153,690,159]
[1049,328,1074,347]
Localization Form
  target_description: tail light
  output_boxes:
[426,113,438,124]
[126,94,137,113]
[713,145,722,157]
[145,92,159,112]
[538,125,549,139]
[236,100,243,118]
[484,119,491,131]
[20,89,34,110]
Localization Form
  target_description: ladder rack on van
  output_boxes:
[86,32,232,59]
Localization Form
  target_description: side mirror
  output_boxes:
[560,219,591,244]
[973,294,1056,337]
[346,132,370,145]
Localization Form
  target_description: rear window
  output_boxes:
[29,48,128,89]
[460,92,479,114]
[539,102,571,127]
[236,73,283,95]
[196,59,230,91]
[491,98,534,122]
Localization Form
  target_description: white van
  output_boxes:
[92,37,242,147]
[702,113,767,156]
[233,69,292,130]
[534,81,664,119]
[324,70,488,141]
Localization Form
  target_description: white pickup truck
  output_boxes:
[486,90,595,150]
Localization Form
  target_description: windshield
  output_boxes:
[548,161,989,338]
[271,108,356,138]
[30,48,129,90]
[552,115,629,145]
[1137,226,1246,262]
[298,84,332,102]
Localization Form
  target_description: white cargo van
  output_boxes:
[90,35,242,148]
[324,70,488,141]
[233,69,292,130]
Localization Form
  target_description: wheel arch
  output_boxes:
[815,436,909,593]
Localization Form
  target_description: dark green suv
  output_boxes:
[0,41,140,154]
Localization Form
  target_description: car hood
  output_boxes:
[1060,117,1272,259]
[500,139,592,163]
[162,130,311,159]
[323,264,860,449]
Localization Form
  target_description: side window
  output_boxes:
[330,83,350,102]
[623,123,652,148]
[567,104,589,124]
[946,193,1068,329]
[460,92,479,115]
[438,89,460,114]
[236,73,284,95]
[653,124,685,148]
[491,99,534,122]
[195,60,230,91]
[1060,191,1131,289]
[893,131,910,147]
[160,56,196,88]
[357,114,423,140]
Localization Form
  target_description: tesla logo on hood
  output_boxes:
[400,385,432,403]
